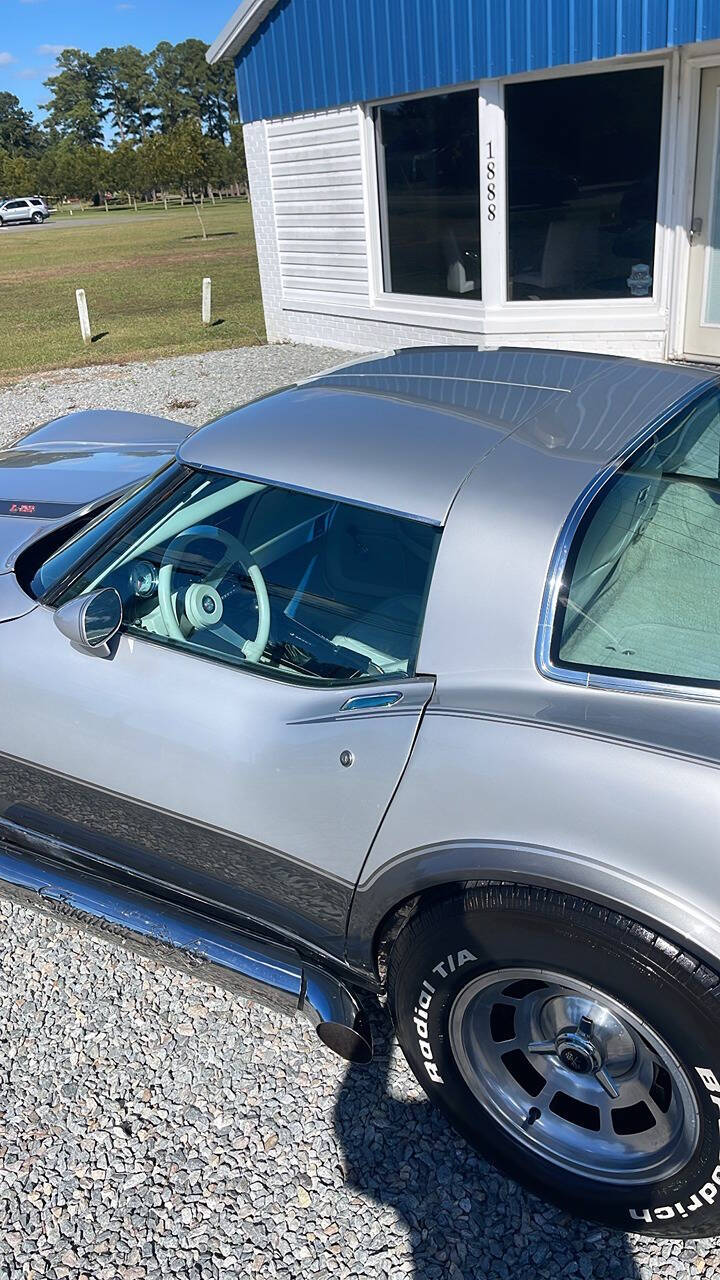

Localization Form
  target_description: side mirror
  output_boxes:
[53,587,123,655]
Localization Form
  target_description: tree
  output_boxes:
[107,139,142,202]
[204,56,239,143]
[9,39,244,200]
[165,118,208,194]
[136,132,175,193]
[96,45,156,143]
[151,41,189,133]
[0,149,38,195]
[0,92,44,156]
[151,39,237,142]
[36,140,108,201]
[227,123,247,192]
[42,50,103,145]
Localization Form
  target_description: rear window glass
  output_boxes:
[552,389,720,687]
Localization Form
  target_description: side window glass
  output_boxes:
[553,391,720,687]
[54,470,440,685]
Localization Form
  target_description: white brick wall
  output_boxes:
[245,114,668,361]
[271,309,667,360]
[244,120,284,342]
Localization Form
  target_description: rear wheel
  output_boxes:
[31,211,43,224]
[387,884,720,1237]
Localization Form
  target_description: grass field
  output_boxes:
[0,201,265,382]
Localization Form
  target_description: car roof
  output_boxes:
[178,347,716,524]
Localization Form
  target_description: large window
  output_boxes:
[35,467,440,687]
[506,67,664,301]
[552,391,720,689]
[377,90,481,299]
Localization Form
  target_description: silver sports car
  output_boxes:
[2,346,720,1237]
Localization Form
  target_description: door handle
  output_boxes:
[341,691,404,711]
[690,216,703,242]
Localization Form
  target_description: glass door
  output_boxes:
[685,68,720,360]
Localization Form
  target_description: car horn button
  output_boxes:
[184,583,224,629]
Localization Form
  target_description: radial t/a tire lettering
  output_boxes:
[387,884,720,1237]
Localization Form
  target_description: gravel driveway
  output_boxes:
[0,345,717,1280]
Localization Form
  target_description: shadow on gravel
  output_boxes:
[334,1001,640,1280]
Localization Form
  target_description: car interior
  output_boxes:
[557,392,720,684]
[69,470,439,685]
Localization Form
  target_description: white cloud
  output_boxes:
[36,44,69,56]
[17,67,41,79]
[0,52,16,66]
[116,3,135,9]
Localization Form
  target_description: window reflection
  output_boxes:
[506,68,664,301]
[377,90,481,300]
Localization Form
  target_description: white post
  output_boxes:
[76,288,91,345]
[202,277,212,326]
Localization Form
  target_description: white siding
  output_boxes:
[247,105,670,360]
[266,108,370,306]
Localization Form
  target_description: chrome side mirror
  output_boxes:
[53,587,123,656]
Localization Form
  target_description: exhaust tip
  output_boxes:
[316,1018,373,1065]
[301,965,374,1063]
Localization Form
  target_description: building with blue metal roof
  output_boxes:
[208,1,720,365]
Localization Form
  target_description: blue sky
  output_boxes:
[0,0,237,120]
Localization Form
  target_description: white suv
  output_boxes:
[0,197,49,226]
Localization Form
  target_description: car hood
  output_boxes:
[0,408,190,575]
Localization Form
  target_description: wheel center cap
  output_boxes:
[559,1045,594,1074]
[555,1029,602,1075]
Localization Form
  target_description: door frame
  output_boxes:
[668,42,720,362]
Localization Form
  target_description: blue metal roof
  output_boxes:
[234,0,720,122]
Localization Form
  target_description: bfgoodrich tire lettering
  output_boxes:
[387,884,720,1237]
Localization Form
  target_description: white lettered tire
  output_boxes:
[388,884,720,1237]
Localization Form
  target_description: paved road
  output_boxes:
[0,345,717,1279]
[0,211,194,233]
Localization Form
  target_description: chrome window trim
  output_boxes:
[535,376,720,705]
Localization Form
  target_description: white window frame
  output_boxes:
[362,53,675,338]
[666,40,720,360]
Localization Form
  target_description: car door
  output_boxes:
[0,468,439,957]
[2,201,26,223]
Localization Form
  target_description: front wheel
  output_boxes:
[388,884,720,1238]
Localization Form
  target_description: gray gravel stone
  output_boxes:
[0,343,716,1278]
[0,343,359,444]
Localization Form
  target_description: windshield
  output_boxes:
[30,461,183,601]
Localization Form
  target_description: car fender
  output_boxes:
[0,572,38,623]
[346,834,720,979]
[346,709,720,978]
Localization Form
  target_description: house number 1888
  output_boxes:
[486,141,496,221]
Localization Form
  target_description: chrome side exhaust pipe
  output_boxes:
[302,965,373,1064]
[0,841,372,1063]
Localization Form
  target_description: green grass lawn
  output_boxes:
[0,201,265,382]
